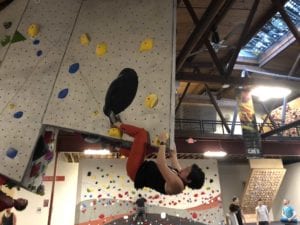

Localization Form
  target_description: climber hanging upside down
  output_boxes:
[101,68,205,194]
[109,116,205,195]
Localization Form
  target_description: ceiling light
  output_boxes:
[84,149,111,155]
[222,83,230,89]
[250,86,291,101]
[203,151,227,157]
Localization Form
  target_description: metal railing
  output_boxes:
[175,118,300,137]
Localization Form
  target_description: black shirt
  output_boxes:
[2,213,13,225]
[134,161,166,194]
[229,203,243,225]
[136,198,146,207]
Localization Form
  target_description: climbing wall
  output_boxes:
[241,159,286,219]
[0,0,29,61]
[0,0,82,182]
[43,0,176,143]
[75,159,223,225]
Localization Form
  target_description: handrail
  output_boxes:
[175,118,300,137]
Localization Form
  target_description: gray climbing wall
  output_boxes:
[0,0,82,182]
[43,0,176,143]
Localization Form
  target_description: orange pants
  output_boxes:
[119,124,148,181]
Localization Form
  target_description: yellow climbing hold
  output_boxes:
[27,24,39,38]
[140,38,153,52]
[153,136,160,146]
[145,93,158,108]
[87,188,93,192]
[9,103,15,109]
[96,42,107,57]
[108,128,122,138]
[80,33,90,46]
[93,110,99,116]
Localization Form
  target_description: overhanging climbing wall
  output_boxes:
[43,0,176,142]
[0,0,82,182]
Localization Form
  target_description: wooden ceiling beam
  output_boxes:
[234,64,300,80]
[225,0,260,77]
[182,0,226,77]
[176,71,300,90]
[205,84,231,133]
[186,0,235,64]
[176,0,227,72]
[205,39,226,76]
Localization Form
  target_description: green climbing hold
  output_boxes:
[11,31,26,44]
[1,35,10,47]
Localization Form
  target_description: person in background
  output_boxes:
[281,199,297,223]
[256,199,270,225]
[1,208,16,225]
[134,194,147,222]
[229,196,246,225]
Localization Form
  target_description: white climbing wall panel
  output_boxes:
[43,0,176,142]
[0,0,82,182]
[0,0,29,61]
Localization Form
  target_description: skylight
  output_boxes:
[238,0,300,59]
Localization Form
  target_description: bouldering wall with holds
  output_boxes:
[0,0,29,59]
[43,0,176,144]
[75,159,223,225]
[0,0,82,182]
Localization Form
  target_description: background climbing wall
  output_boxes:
[0,0,82,182]
[75,159,223,225]
[43,0,176,143]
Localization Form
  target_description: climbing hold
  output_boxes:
[6,148,18,159]
[96,42,107,57]
[58,88,69,99]
[93,110,99,116]
[36,50,43,57]
[13,111,23,119]
[153,136,160,146]
[8,103,15,109]
[145,93,158,108]
[1,35,10,47]
[11,31,26,43]
[80,33,90,46]
[27,24,39,38]
[33,39,40,45]
[139,38,153,52]
[69,63,80,74]
[108,128,122,138]
[3,21,12,29]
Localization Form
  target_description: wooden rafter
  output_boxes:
[176,0,227,72]
[205,84,231,134]
[176,71,300,90]
[225,0,260,77]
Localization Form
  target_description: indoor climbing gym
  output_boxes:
[0,1,300,225]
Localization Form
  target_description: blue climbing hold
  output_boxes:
[69,63,80,74]
[58,88,69,99]
[13,111,23,119]
[6,148,18,159]
[36,50,43,56]
[33,39,40,45]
